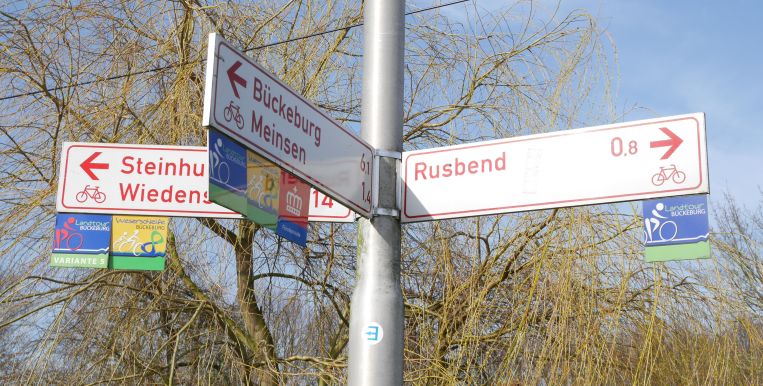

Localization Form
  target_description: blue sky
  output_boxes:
[591,1,763,209]
[421,0,762,209]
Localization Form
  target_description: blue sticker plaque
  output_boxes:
[643,195,709,247]
[51,213,112,268]
[208,129,248,214]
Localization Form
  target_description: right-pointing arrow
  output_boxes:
[227,61,247,98]
[650,127,683,160]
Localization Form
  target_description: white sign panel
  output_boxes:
[402,113,708,222]
[202,33,374,218]
[56,142,240,217]
[56,142,355,222]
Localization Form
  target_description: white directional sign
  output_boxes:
[202,33,374,218]
[401,113,708,223]
[56,142,240,218]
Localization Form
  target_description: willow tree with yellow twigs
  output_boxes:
[0,1,760,384]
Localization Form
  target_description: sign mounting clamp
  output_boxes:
[371,149,402,218]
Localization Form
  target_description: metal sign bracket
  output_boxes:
[371,149,402,218]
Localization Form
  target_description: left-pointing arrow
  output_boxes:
[80,152,109,180]
[227,61,247,98]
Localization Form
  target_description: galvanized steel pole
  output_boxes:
[347,0,405,384]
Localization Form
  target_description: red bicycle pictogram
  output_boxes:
[76,185,106,203]
[223,101,245,129]
[651,164,686,186]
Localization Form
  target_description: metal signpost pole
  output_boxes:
[348,0,405,384]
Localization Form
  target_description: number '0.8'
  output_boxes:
[611,137,638,157]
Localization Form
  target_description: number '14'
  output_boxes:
[312,190,334,208]
[361,182,371,205]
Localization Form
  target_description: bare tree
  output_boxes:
[1,1,760,385]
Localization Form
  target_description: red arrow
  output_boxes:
[227,61,247,98]
[80,152,109,180]
[650,127,683,160]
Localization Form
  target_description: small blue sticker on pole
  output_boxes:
[643,194,711,262]
[643,195,709,246]
[363,322,384,345]
[51,213,112,268]
[208,129,248,214]
[276,171,309,247]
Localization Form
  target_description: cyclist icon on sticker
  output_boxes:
[54,216,83,251]
[643,202,677,243]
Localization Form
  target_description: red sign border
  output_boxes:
[309,210,353,220]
